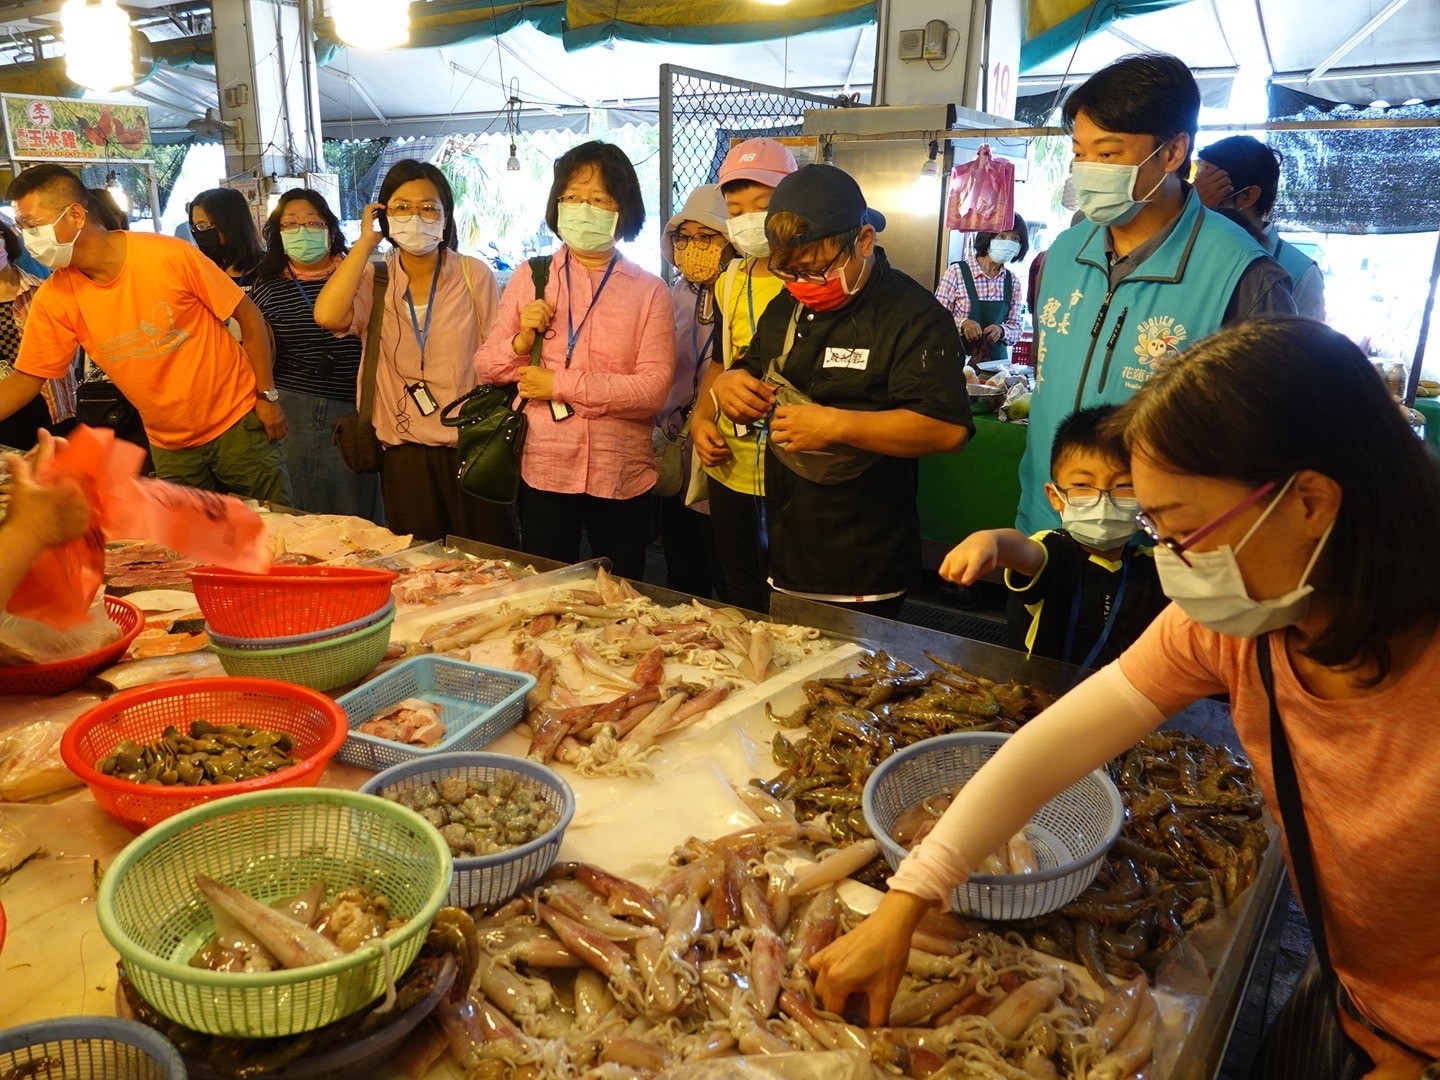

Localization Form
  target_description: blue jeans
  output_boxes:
[276,388,383,520]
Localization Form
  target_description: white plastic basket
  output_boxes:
[334,656,535,771]
[864,731,1124,921]
[359,752,574,908]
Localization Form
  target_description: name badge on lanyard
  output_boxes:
[553,254,619,421]
[404,261,441,417]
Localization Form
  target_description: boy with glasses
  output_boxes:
[941,404,1166,667]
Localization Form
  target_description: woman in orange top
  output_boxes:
[812,318,1440,1079]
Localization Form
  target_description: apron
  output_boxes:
[959,261,1011,361]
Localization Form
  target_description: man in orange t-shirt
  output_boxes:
[0,165,292,504]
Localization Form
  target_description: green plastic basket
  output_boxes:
[209,607,395,692]
[98,789,452,1039]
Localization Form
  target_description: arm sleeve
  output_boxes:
[181,243,246,322]
[1223,257,1297,323]
[14,283,82,380]
[1292,265,1326,323]
[552,281,676,420]
[337,260,376,341]
[1003,530,1057,593]
[472,262,530,386]
[935,264,970,329]
[888,661,1168,902]
[1002,271,1025,344]
[468,257,500,345]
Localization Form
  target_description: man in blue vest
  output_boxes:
[1195,135,1326,322]
[1017,54,1296,535]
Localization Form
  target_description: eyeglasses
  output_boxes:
[386,202,444,224]
[1056,484,1139,510]
[559,193,620,213]
[671,232,723,250]
[1136,479,1277,567]
[771,247,852,285]
[279,221,326,232]
[190,220,217,232]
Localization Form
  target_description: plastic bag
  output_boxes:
[0,720,81,801]
[0,587,119,665]
[946,144,1015,233]
[6,425,270,630]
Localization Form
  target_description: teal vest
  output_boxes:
[1269,233,1318,291]
[1016,191,1267,534]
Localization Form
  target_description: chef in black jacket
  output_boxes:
[712,164,974,619]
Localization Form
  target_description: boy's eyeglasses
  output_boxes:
[386,202,444,223]
[1056,484,1139,511]
[1136,479,1278,568]
[670,233,723,250]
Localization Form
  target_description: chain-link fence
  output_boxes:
[659,65,849,249]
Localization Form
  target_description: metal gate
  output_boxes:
[659,64,849,245]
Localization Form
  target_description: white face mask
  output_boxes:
[23,204,81,269]
[1070,141,1169,227]
[1154,475,1334,638]
[1061,499,1139,550]
[727,211,770,258]
[988,238,1021,264]
[389,214,445,256]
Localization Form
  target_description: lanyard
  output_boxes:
[1062,553,1129,670]
[564,253,619,367]
[403,258,441,373]
[691,290,716,398]
[744,258,759,339]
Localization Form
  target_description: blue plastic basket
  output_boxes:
[864,731,1125,921]
[206,599,395,651]
[0,1017,186,1079]
[359,752,573,908]
[334,656,535,771]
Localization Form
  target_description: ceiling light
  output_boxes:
[919,139,941,177]
[754,0,792,5]
[105,170,128,214]
[506,141,520,171]
[62,0,135,92]
[334,0,409,49]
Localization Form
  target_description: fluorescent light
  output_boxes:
[62,0,134,92]
[334,0,408,49]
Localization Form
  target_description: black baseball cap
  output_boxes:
[764,164,886,245]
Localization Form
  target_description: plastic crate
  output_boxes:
[360,752,572,908]
[334,656,534,771]
[97,789,452,1039]
[209,607,394,692]
[0,596,143,697]
[864,731,1124,921]
[188,566,396,638]
[0,1016,185,1079]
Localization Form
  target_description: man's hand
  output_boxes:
[959,318,982,342]
[5,433,90,549]
[713,369,775,425]
[517,366,555,401]
[982,324,1004,344]
[810,891,934,1027]
[255,398,287,441]
[1194,161,1233,208]
[769,403,842,453]
[690,412,731,468]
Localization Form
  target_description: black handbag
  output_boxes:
[440,255,551,505]
[332,263,389,474]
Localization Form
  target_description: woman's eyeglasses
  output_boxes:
[1137,480,1277,567]
[670,233,723,250]
[190,220,217,232]
[1056,484,1139,511]
[279,221,326,232]
[559,193,620,213]
[386,202,444,224]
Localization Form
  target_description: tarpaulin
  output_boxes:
[1021,0,1189,72]
[1268,86,1440,235]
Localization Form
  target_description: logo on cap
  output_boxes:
[739,153,757,162]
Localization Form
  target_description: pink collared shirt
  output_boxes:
[474,247,675,500]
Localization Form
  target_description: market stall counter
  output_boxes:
[0,538,1281,1080]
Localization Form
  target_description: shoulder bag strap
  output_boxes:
[529,255,552,368]
[357,262,389,425]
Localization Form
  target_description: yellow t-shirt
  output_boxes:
[17,232,255,450]
[705,257,786,496]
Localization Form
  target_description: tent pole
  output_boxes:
[1405,217,1440,405]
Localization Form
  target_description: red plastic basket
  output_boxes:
[0,596,144,697]
[187,565,397,638]
[60,677,348,834]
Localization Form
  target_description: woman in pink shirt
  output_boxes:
[811,318,1440,1079]
[475,142,674,579]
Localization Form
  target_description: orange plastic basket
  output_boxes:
[0,596,143,697]
[187,565,397,638]
[60,677,348,834]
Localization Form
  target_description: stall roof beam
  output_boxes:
[1277,59,1440,84]
[1306,0,1417,84]
[319,67,389,125]
[447,60,566,115]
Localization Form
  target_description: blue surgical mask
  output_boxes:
[1070,142,1169,227]
[557,202,619,254]
[988,238,1021,264]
